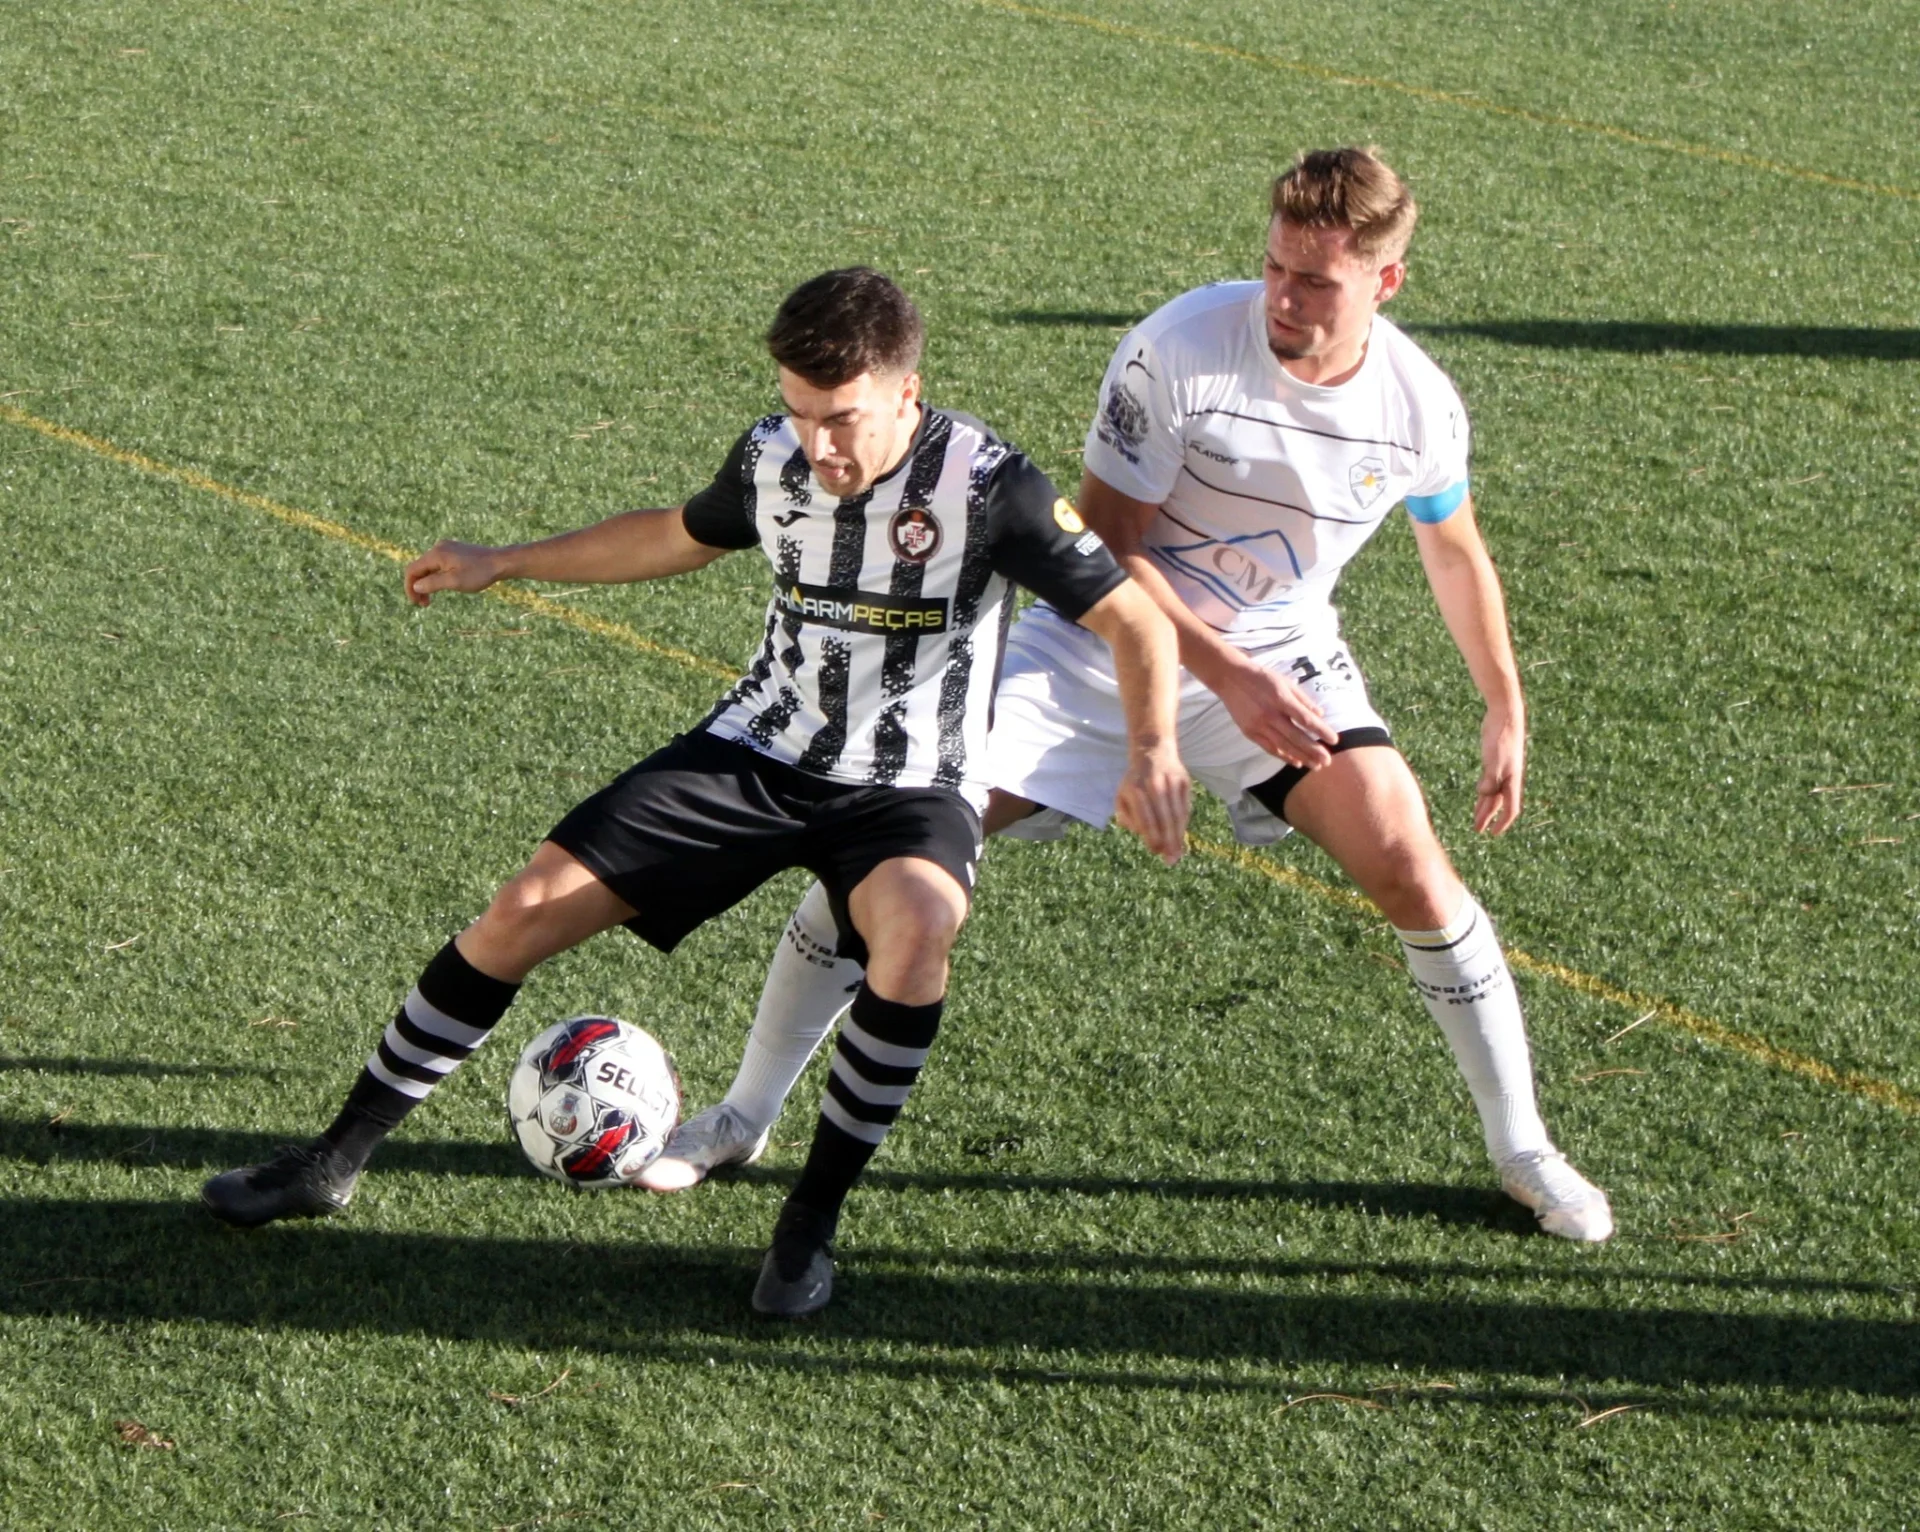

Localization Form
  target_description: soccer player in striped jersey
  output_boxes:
[651,150,1613,1243]
[200,268,1191,1315]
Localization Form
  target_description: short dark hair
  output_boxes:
[766,267,924,386]
[1271,146,1418,262]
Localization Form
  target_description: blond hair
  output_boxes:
[1270,147,1418,262]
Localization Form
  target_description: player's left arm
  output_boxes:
[1411,494,1527,835]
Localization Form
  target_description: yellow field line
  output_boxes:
[1192,838,1920,1117]
[0,403,734,681]
[970,0,1920,204]
[6,401,1914,1116]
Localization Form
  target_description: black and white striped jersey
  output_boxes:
[681,405,1126,806]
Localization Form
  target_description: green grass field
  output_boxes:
[3,1,1916,1525]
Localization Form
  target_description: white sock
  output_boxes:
[723,880,864,1132]
[1394,892,1553,1165]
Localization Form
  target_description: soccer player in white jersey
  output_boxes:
[649,151,1612,1243]
[199,268,1192,1315]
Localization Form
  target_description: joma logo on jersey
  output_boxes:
[781,582,950,634]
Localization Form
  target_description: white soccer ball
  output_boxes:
[506,1015,681,1188]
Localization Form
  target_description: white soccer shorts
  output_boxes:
[987,603,1389,846]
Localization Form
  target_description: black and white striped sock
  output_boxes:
[789,986,942,1221]
[321,939,520,1170]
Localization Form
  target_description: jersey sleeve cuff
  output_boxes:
[1404,479,1468,524]
[1051,562,1130,625]
[1080,439,1179,508]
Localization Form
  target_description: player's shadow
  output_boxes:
[0,1116,1526,1234]
[3,1120,1903,1297]
[1404,320,1920,361]
[0,1119,1899,1302]
[0,1116,529,1180]
[1001,309,1141,329]
[997,311,1920,361]
[0,1055,280,1080]
[1,1197,1913,1418]
[755,1164,1541,1238]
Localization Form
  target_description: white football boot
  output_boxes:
[1499,1150,1615,1242]
[637,1103,770,1192]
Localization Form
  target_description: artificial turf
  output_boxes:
[2,1,1915,1525]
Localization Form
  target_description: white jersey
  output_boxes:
[1083,282,1470,650]
[683,407,1125,807]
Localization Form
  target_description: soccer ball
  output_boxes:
[507,1015,681,1188]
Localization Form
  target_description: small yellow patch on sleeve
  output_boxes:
[1053,498,1086,534]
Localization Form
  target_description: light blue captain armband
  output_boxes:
[1404,479,1468,524]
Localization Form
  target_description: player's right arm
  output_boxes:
[404,508,727,607]
[1076,579,1190,865]
[406,425,767,606]
[1076,471,1336,770]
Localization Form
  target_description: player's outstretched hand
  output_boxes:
[1114,742,1192,866]
[1213,658,1339,770]
[405,540,507,607]
[1473,705,1526,834]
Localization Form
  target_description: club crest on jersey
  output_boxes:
[888,507,942,563]
[1052,498,1085,534]
[1349,455,1388,510]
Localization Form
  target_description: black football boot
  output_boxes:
[201,1141,360,1227]
[750,1198,838,1317]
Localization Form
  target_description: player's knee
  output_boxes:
[887,896,966,958]
[862,883,966,966]
[1366,842,1460,930]
[862,918,960,1011]
[471,867,569,955]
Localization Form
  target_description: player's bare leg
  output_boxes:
[751,857,967,1316]
[1280,747,1612,1241]
[457,841,639,983]
[202,843,635,1227]
[647,792,1036,1192]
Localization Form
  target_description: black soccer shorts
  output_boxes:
[1246,726,1396,821]
[547,729,983,961]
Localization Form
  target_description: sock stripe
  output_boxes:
[825,1072,906,1122]
[833,1036,923,1089]
[1396,908,1482,953]
[839,1017,932,1069]
[400,988,494,1049]
[820,1093,891,1145]
[365,1050,438,1099]
[373,1034,455,1084]
[379,1026,465,1074]
[828,1055,915,1108]
[390,1009,477,1063]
